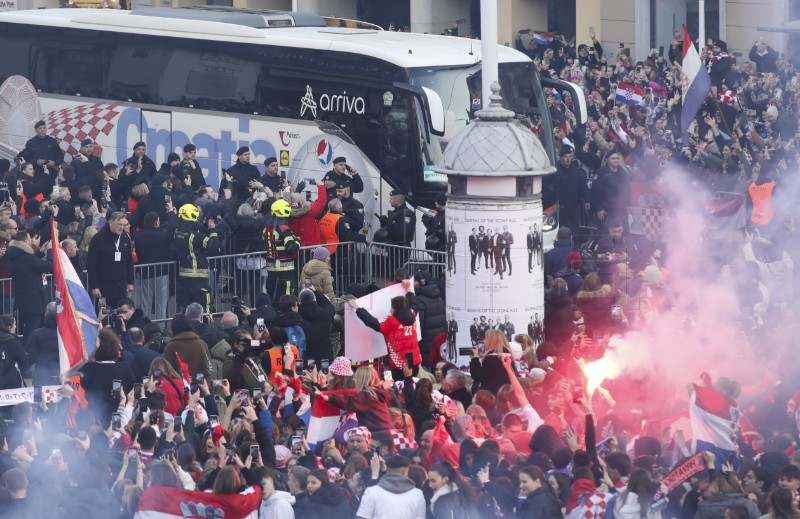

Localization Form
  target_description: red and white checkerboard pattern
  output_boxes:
[45,102,123,157]
[391,429,418,452]
[629,206,665,241]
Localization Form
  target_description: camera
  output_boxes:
[108,309,122,331]
[230,296,245,319]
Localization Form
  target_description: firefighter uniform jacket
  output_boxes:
[173,222,220,278]
[264,223,300,272]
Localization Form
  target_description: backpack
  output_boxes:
[284,325,306,359]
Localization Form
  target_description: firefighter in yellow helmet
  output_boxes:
[264,198,300,300]
[173,203,220,313]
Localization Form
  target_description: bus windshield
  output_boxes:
[409,61,553,185]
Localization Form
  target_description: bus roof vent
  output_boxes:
[128,6,326,29]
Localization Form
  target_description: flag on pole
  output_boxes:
[52,220,98,376]
[134,485,261,519]
[689,383,740,468]
[532,31,555,46]
[680,25,712,140]
[614,83,644,106]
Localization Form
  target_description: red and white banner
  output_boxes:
[134,485,262,519]
[307,388,357,446]
[661,453,705,491]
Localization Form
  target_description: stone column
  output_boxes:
[435,83,555,366]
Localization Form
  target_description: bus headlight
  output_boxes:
[542,213,557,233]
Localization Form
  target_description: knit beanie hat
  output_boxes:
[313,247,330,261]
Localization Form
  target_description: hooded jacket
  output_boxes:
[131,184,170,229]
[0,331,27,389]
[575,284,613,336]
[298,290,335,362]
[287,184,327,246]
[7,239,52,318]
[693,493,760,519]
[208,337,231,380]
[300,259,335,304]
[544,289,576,351]
[356,472,426,519]
[408,284,446,363]
[260,490,296,519]
[296,483,354,519]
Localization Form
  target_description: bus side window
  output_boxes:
[380,93,415,196]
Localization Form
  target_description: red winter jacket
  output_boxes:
[287,184,327,246]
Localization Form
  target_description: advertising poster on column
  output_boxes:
[444,200,545,367]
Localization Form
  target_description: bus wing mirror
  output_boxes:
[421,86,446,136]
[540,77,588,126]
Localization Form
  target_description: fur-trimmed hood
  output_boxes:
[288,193,311,219]
[576,284,612,299]
[8,239,33,255]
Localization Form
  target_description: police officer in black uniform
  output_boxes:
[336,180,365,231]
[181,144,205,190]
[70,139,104,186]
[221,146,260,202]
[422,193,447,252]
[322,156,364,201]
[17,120,64,176]
[173,204,220,313]
[379,189,416,247]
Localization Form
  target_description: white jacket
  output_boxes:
[259,490,296,519]
[356,473,426,519]
[614,491,662,519]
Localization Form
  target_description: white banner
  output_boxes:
[344,284,421,363]
[445,202,544,366]
[0,385,63,407]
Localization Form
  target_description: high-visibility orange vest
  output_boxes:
[749,181,775,225]
[19,179,43,213]
[318,212,343,254]
[265,345,300,385]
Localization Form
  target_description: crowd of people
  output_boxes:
[0,19,798,519]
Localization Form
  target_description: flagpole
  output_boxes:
[699,0,706,52]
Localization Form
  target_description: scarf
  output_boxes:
[707,52,730,73]
[566,478,597,513]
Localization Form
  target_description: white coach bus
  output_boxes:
[0,7,585,245]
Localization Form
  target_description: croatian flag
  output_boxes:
[52,221,98,376]
[532,31,555,46]
[689,383,740,467]
[134,485,261,519]
[615,83,644,106]
[307,389,356,446]
[680,25,712,139]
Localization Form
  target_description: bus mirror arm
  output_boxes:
[392,82,446,137]
[540,77,588,126]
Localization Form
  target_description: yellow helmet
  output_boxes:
[271,199,292,218]
[178,204,200,222]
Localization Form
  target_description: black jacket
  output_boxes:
[79,360,135,424]
[133,225,174,277]
[228,212,268,255]
[299,290,335,362]
[87,226,135,299]
[17,135,64,174]
[7,240,52,318]
[222,160,260,201]
[295,483,354,519]
[28,315,59,387]
[408,284,446,360]
[469,353,511,395]
[131,185,171,229]
[519,487,564,519]
[123,154,157,179]
[0,331,28,390]
[124,341,161,381]
[70,154,105,185]
[431,489,478,519]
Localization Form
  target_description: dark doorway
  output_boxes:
[357,0,410,30]
[547,0,576,40]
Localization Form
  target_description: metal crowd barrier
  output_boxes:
[0,241,446,323]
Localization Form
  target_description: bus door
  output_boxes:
[140,109,173,164]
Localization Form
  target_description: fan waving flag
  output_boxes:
[680,25,712,140]
[615,83,644,106]
[52,220,98,377]
[307,388,356,446]
[532,31,555,46]
[689,383,740,468]
[134,485,261,519]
